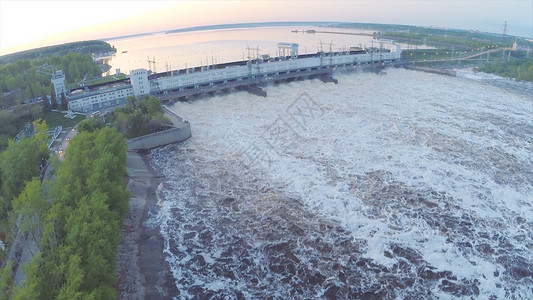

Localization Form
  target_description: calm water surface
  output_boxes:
[105,26,423,75]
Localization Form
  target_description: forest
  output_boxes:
[77,95,172,139]
[0,124,129,299]
[0,93,169,298]
[0,40,114,65]
[0,52,103,109]
[478,57,533,81]
[0,41,115,152]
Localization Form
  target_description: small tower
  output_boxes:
[51,70,66,98]
[277,43,299,59]
[395,43,402,59]
[130,68,150,96]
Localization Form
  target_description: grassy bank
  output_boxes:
[42,111,86,128]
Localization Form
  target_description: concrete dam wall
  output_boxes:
[127,122,191,151]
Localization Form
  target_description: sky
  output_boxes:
[1,0,532,55]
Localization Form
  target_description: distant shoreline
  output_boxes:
[100,20,532,44]
[102,21,341,42]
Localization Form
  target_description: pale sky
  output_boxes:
[1,0,532,55]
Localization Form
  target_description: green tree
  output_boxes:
[26,127,128,298]
[12,179,48,244]
[55,255,92,300]
[0,119,48,214]
[108,95,169,138]
[63,193,118,297]
[112,111,129,136]
[127,109,147,138]
[77,117,104,133]
[33,119,49,157]
[51,91,58,110]
[11,253,44,299]
[29,104,43,121]
[0,110,18,137]
[146,95,163,116]
[42,95,52,113]
[30,82,43,98]
[60,93,68,111]
[124,96,136,111]
[0,261,14,299]
[0,137,31,212]
[68,62,80,83]
[147,114,171,133]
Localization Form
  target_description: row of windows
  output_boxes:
[70,98,125,111]
[70,90,133,108]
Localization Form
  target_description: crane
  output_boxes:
[147,56,157,73]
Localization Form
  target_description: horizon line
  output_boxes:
[3,21,530,58]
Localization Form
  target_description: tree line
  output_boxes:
[478,56,533,82]
[0,120,49,221]
[0,124,129,299]
[0,52,102,109]
[0,41,115,65]
[77,95,172,139]
[376,31,500,50]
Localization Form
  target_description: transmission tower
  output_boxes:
[147,56,157,73]
[501,21,509,59]
[502,21,508,46]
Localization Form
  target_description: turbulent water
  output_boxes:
[148,68,532,299]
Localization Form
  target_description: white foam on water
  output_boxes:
[456,68,506,80]
[155,68,532,298]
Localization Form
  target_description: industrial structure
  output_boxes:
[54,42,402,113]
[51,70,67,99]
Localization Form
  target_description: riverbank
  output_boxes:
[403,64,457,77]
[117,150,179,299]
[116,108,189,299]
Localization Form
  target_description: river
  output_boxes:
[109,25,533,299]
[144,65,532,298]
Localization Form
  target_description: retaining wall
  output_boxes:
[127,122,191,151]
[403,64,457,77]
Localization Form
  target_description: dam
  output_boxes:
[147,42,402,101]
[62,42,402,112]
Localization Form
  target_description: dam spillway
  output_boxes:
[137,42,402,101]
[65,42,401,112]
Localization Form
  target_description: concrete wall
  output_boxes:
[403,65,457,77]
[127,122,191,151]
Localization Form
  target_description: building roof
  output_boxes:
[67,83,132,101]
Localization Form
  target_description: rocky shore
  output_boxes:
[116,150,176,299]
[117,108,189,299]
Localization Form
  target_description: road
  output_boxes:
[55,127,78,160]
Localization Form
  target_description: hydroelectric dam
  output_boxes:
[147,42,402,102]
[61,42,402,113]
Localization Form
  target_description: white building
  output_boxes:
[51,70,67,99]
[130,68,150,96]
[67,84,134,112]
[55,69,149,113]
